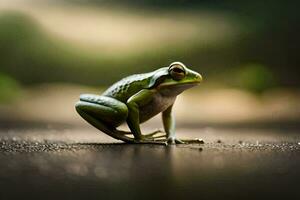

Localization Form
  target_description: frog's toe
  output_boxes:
[144,129,165,138]
[167,137,185,145]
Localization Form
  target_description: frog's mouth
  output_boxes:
[157,81,201,95]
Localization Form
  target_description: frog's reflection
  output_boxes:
[82,144,178,182]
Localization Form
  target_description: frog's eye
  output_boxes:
[169,63,186,80]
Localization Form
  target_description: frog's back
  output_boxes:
[102,73,152,102]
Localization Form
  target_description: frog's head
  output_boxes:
[149,62,202,95]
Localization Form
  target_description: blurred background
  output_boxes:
[0,0,299,129]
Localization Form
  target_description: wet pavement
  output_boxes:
[0,127,300,200]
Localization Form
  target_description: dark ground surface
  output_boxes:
[0,126,300,200]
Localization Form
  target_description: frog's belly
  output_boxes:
[139,94,176,123]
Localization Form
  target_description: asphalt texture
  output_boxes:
[0,126,300,200]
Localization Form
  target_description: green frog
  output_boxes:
[75,62,202,145]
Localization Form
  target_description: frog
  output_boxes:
[75,62,203,145]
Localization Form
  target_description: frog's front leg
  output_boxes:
[126,89,167,145]
[162,104,184,144]
[162,104,204,145]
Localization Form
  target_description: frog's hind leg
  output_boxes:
[75,95,167,145]
[75,94,135,143]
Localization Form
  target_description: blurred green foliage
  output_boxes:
[233,64,275,93]
[0,73,21,103]
[0,12,238,86]
[0,0,299,98]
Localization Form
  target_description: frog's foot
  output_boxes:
[155,138,204,145]
[133,139,167,145]
[154,137,184,144]
[143,129,165,139]
[116,129,166,140]
[167,137,185,145]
